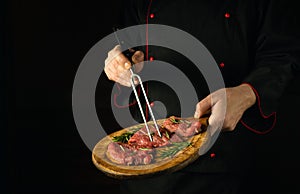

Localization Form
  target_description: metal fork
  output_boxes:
[112,27,161,141]
[129,69,162,141]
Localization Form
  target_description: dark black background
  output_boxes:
[2,1,300,194]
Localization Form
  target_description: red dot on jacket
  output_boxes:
[210,153,216,158]
[149,56,154,61]
[225,12,230,18]
[150,102,155,107]
[150,13,155,19]
[219,62,225,68]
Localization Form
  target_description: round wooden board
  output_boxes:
[92,117,209,180]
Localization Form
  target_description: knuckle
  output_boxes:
[117,55,128,65]
[104,58,110,66]
[196,102,201,109]
[108,46,121,58]
[109,75,116,81]
[199,100,206,108]
[114,44,121,51]
[107,50,113,57]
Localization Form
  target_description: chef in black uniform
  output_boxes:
[103,0,300,193]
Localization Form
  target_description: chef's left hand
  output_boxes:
[194,84,256,132]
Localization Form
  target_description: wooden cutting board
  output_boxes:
[92,117,209,180]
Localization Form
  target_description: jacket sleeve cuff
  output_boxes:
[240,82,277,134]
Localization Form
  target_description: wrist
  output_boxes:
[239,83,256,109]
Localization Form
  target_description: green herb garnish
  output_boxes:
[169,116,181,124]
[139,147,151,151]
[165,131,170,139]
[157,141,191,159]
[112,132,134,143]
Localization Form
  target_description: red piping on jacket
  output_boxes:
[144,0,153,120]
[146,0,153,61]
[240,83,277,134]
[113,83,141,108]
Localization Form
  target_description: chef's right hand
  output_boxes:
[104,45,144,87]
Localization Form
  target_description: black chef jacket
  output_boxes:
[111,0,300,193]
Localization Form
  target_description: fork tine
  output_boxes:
[129,69,162,142]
